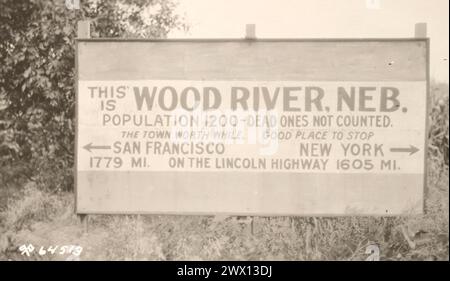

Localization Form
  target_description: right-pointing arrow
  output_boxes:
[390,145,420,155]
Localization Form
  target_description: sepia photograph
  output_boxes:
[0,0,448,271]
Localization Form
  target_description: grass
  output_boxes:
[0,83,448,261]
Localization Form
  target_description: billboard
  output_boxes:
[76,39,428,215]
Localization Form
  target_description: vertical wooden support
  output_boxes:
[245,24,256,40]
[243,30,255,226]
[77,21,91,233]
[415,22,427,38]
[77,21,91,39]
[416,22,429,214]
[250,217,255,235]
[247,23,256,234]
[79,214,89,233]
[245,23,256,235]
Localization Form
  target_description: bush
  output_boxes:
[0,0,186,191]
[1,182,64,231]
[428,83,449,167]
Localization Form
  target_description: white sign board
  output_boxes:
[76,39,428,215]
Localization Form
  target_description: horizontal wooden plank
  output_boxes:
[78,40,427,81]
[77,171,423,215]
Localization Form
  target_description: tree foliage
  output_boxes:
[0,0,186,190]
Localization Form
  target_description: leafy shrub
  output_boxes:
[0,0,186,191]
[1,182,64,231]
[428,83,449,167]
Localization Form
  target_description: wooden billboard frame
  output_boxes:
[74,24,430,218]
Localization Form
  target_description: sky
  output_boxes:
[168,0,449,82]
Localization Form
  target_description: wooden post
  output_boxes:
[79,214,89,233]
[77,20,91,233]
[245,24,256,40]
[415,22,427,38]
[245,23,256,234]
[245,24,256,234]
[415,22,429,215]
[250,217,255,235]
[77,21,91,39]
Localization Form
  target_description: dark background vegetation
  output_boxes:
[0,0,186,193]
[0,0,448,261]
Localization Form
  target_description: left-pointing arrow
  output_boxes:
[83,143,111,153]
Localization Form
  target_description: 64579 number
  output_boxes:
[89,157,123,168]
